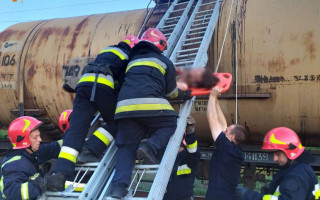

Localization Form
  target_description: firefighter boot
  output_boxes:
[46,173,66,192]
[137,142,158,164]
[77,146,100,164]
[110,183,128,199]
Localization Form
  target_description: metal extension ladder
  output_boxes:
[171,0,221,68]
[99,0,222,199]
[40,113,117,200]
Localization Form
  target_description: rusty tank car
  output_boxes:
[0,0,319,171]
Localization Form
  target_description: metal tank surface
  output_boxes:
[193,0,320,146]
[0,10,147,130]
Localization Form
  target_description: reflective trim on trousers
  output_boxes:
[98,47,129,60]
[126,58,167,75]
[313,183,320,199]
[177,164,191,175]
[78,73,114,89]
[21,182,29,200]
[187,140,198,153]
[116,98,174,114]
[0,176,5,199]
[58,146,79,163]
[263,195,278,200]
[93,127,114,146]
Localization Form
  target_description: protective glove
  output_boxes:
[186,116,196,134]
[176,90,192,102]
[33,175,47,193]
[62,77,80,93]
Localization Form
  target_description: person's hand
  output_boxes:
[33,175,47,193]
[210,86,222,98]
[186,116,196,134]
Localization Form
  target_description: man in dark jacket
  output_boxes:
[47,35,139,191]
[0,116,62,200]
[236,127,319,200]
[164,116,200,200]
[109,28,192,199]
[205,86,248,200]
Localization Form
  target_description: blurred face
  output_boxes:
[29,129,42,152]
[273,151,289,166]
[184,68,206,86]
[225,125,236,143]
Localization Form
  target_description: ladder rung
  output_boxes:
[177,53,197,58]
[161,23,176,29]
[174,60,195,65]
[177,48,199,53]
[183,41,202,46]
[165,16,180,22]
[200,1,217,7]
[187,26,207,32]
[134,164,160,169]
[75,163,99,167]
[171,8,186,13]
[192,17,211,23]
[191,22,209,28]
[182,36,203,42]
[196,9,214,15]
[176,1,189,6]
[187,31,206,36]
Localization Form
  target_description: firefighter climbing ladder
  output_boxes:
[100,0,222,199]
[41,0,222,199]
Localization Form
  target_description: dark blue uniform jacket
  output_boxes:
[0,141,61,200]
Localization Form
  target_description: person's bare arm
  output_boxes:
[215,98,227,131]
[207,87,224,141]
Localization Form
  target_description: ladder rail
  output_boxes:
[147,97,196,200]
[193,0,221,67]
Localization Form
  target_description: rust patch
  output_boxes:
[68,18,89,50]
[63,27,70,36]
[303,31,316,61]
[268,52,286,73]
[290,58,300,65]
[0,30,15,41]
[28,65,36,78]
[83,34,91,49]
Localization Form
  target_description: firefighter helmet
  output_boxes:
[123,35,140,48]
[140,28,167,52]
[8,116,43,149]
[59,109,72,132]
[262,127,305,160]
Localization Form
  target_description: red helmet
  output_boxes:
[262,127,305,160]
[59,110,72,132]
[140,28,167,52]
[8,116,43,149]
[123,35,139,48]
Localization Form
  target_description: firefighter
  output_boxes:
[163,116,200,200]
[109,28,192,199]
[236,127,320,200]
[205,86,248,200]
[0,116,63,200]
[47,35,139,191]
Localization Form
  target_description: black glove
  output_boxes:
[33,175,47,193]
[176,89,192,102]
[186,116,196,134]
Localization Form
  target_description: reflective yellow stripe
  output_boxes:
[313,183,320,199]
[93,128,113,146]
[29,173,39,181]
[58,146,79,163]
[78,75,114,89]
[57,139,63,148]
[65,181,85,192]
[0,176,5,199]
[126,61,166,75]
[177,164,191,175]
[116,104,174,114]
[98,47,128,60]
[166,87,178,99]
[274,186,280,197]
[270,134,286,145]
[21,182,29,200]
[187,140,198,153]
[1,156,21,169]
[263,195,278,200]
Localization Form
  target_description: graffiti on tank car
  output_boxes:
[62,65,82,77]
[1,54,16,66]
[62,57,95,80]
[3,42,17,49]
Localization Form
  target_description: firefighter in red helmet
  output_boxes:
[109,28,192,198]
[236,127,320,200]
[0,117,63,200]
[47,35,139,191]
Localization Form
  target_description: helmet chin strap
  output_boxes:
[281,159,294,169]
[27,146,36,154]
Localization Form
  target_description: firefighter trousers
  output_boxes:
[111,116,177,186]
[54,85,117,177]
